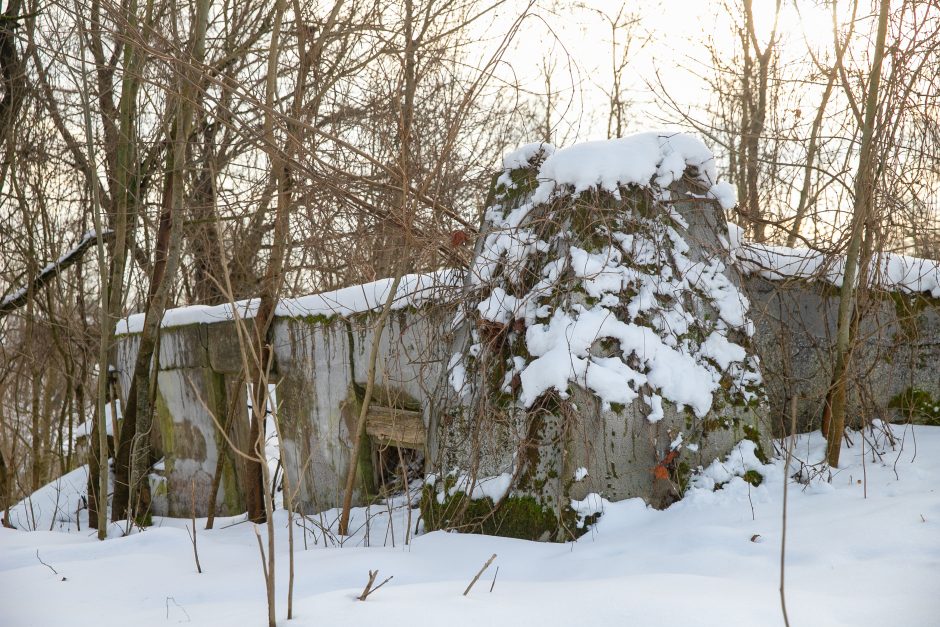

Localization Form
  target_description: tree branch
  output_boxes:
[0,230,114,320]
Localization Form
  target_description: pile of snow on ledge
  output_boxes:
[530,132,736,209]
[116,270,461,335]
[727,223,940,298]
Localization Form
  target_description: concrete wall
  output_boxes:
[113,306,450,517]
[428,185,768,526]
[743,276,940,434]
[271,308,450,514]
[112,272,940,519]
[114,323,252,518]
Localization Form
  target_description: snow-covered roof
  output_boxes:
[116,270,461,335]
[727,224,940,298]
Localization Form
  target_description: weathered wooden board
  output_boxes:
[365,405,425,449]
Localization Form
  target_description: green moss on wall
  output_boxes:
[419,483,595,542]
[888,292,930,341]
[496,167,539,202]
[155,389,175,475]
[889,387,940,425]
[742,423,770,464]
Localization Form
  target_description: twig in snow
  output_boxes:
[186,479,202,573]
[253,524,269,584]
[358,569,393,601]
[779,398,796,627]
[165,597,191,622]
[489,565,499,592]
[36,550,63,580]
[463,553,497,596]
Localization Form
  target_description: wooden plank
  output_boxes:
[365,405,425,449]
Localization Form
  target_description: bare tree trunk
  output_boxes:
[247,0,291,530]
[788,1,858,247]
[188,157,225,305]
[741,0,780,243]
[75,4,117,538]
[0,448,8,527]
[205,374,244,530]
[0,0,27,190]
[126,0,209,525]
[787,72,835,247]
[105,0,161,523]
[337,274,403,537]
[825,0,890,468]
[339,0,418,534]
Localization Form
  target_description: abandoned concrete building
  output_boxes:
[112,133,940,539]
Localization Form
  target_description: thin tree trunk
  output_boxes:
[788,1,857,247]
[128,0,209,523]
[0,0,27,191]
[825,0,890,468]
[205,374,244,530]
[337,274,403,536]
[787,73,835,247]
[247,0,289,527]
[741,0,779,243]
[74,1,120,538]
[338,0,417,534]
[0,448,8,527]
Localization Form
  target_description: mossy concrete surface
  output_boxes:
[116,323,251,518]
[420,483,595,542]
[744,276,940,434]
[426,161,771,540]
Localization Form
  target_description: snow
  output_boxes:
[699,331,747,371]
[447,353,469,396]
[708,180,738,210]
[689,439,774,492]
[3,424,938,626]
[0,230,111,310]
[439,472,514,503]
[463,132,756,418]
[530,131,728,206]
[496,142,556,189]
[502,141,555,170]
[116,270,461,335]
[727,225,940,298]
[72,401,122,441]
[520,305,722,416]
[476,286,519,324]
[5,465,93,532]
[644,393,665,423]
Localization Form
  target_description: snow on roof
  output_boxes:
[116,270,461,335]
[728,224,940,298]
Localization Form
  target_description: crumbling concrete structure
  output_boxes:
[114,278,454,518]
[112,134,940,532]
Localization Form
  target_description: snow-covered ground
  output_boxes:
[2,424,938,627]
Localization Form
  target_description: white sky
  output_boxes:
[482,0,841,143]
